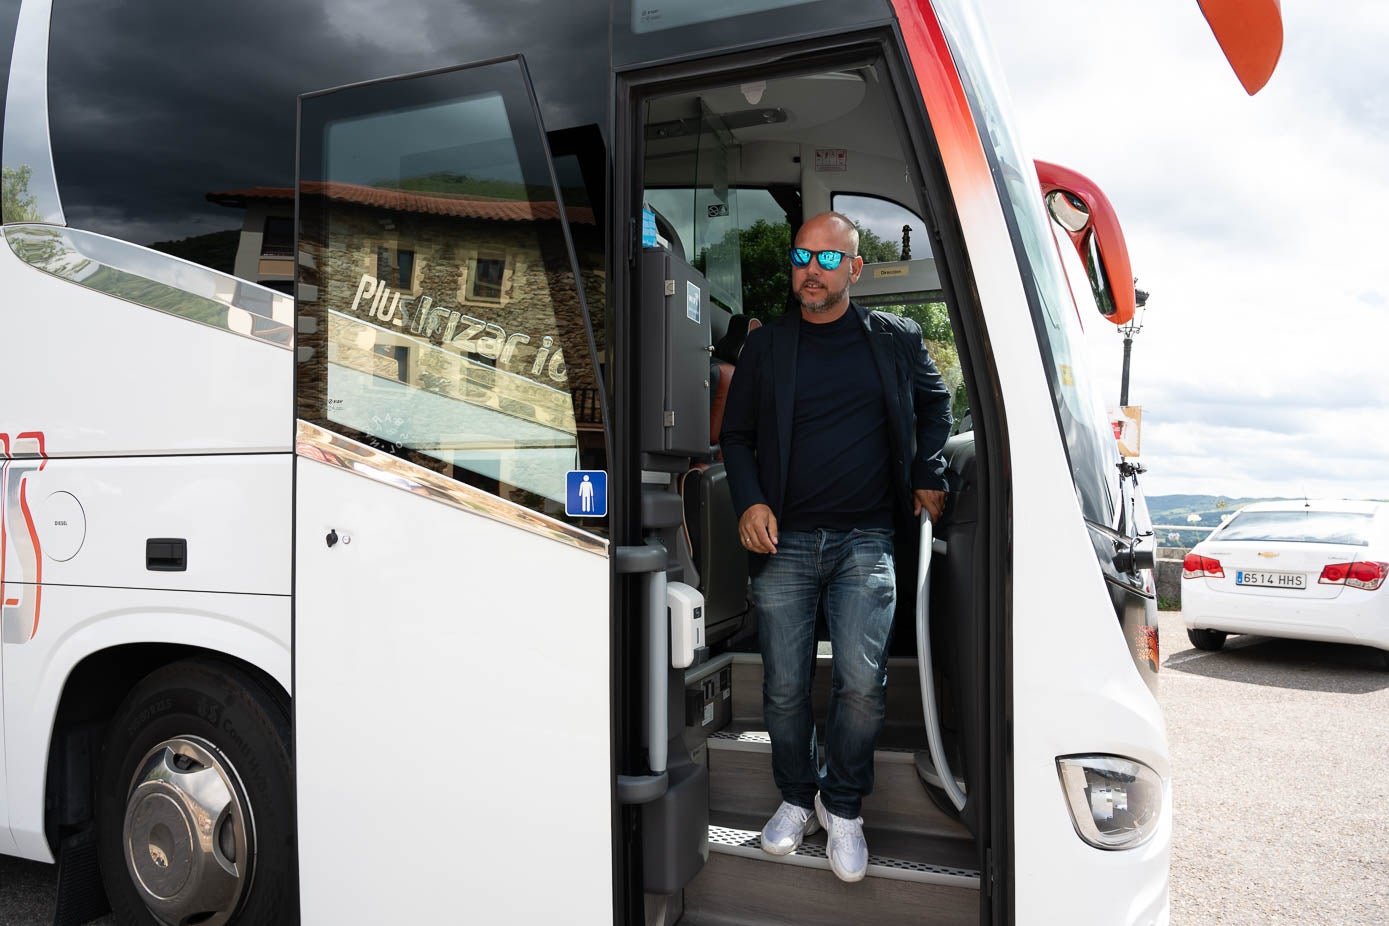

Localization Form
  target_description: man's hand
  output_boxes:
[914,489,946,524]
[738,504,779,554]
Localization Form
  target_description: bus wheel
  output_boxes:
[1186,628,1227,651]
[96,659,296,926]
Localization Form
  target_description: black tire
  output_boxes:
[1187,628,1228,651]
[97,658,297,926]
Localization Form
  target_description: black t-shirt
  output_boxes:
[780,312,894,531]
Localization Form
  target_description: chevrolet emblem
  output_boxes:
[1257,552,1279,558]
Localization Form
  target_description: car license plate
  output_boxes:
[1235,570,1306,589]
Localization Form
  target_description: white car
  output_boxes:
[1182,500,1389,659]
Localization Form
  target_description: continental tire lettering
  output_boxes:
[198,697,221,727]
[125,697,174,738]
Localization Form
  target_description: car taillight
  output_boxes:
[1319,561,1388,591]
[1182,553,1224,579]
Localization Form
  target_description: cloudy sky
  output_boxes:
[986,1,1389,501]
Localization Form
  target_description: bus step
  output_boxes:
[706,728,970,839]
[681,814,979,926]
[729,654,927,740]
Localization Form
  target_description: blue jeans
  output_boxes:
[751,528,896,819]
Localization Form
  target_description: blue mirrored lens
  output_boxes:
[789,248,848,269]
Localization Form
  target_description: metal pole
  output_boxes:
[1119,333,1133,407]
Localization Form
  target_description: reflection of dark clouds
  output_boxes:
[47,0,607,249]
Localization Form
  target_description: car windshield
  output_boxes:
[1215,510,1374,546]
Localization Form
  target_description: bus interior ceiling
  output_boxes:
[634,59,986,926]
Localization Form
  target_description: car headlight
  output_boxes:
[1057,754,1164,850]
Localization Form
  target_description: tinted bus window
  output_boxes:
[46,0,607,284]
[612,0,891,67]
[298,61,605,526]
[0,0,22,221]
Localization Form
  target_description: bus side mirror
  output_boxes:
[1036,159,1135,326]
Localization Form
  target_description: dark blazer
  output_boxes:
[720,301,953,525]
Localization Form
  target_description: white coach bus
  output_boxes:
[0,0,1279,923]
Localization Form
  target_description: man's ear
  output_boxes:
[849,255,864,283]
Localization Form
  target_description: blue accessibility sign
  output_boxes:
[565,470,608,518]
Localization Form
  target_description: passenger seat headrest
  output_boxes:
[712,315,762,365]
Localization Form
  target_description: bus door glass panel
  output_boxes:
[691,105,742,313]
[610,0,891,67]
[296,58,607,529]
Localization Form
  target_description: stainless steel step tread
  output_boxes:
[705,811,980,890]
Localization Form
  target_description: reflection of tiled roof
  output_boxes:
[207,183,595,225]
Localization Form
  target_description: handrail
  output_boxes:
[916,514,966,812]
[614,541,671,798]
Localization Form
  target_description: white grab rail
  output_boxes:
[916,513,967,811]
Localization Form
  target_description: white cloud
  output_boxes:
[989,0,1389,500]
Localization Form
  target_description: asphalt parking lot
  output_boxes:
[1159,609,1389,924]
[2,609,1386,924]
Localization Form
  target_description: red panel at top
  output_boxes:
[1197,0,1284,95]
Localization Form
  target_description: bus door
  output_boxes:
[291,58,616,923]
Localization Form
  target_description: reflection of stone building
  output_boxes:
[212,183,603,424]
[213,184,605,510]
[206,188,297,294]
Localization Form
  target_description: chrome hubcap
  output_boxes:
[122,736,254,926]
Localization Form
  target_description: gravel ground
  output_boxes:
[1161,609,1389,924]
[2,611,1384,924]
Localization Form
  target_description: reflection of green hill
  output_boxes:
[83,266,228,327]
[151,229,239,276]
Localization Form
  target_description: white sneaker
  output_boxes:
[760,801,820,855]
[815,793,868,882]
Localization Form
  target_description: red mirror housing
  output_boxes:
[1196,0,1284,96]
[1035,159,1135,326]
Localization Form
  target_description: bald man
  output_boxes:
[720,211,952,882]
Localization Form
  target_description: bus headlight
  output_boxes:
[1057,755,1163,850]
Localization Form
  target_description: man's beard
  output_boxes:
[797,282,846,313]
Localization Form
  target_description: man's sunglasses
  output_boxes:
[788,247,856,271]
